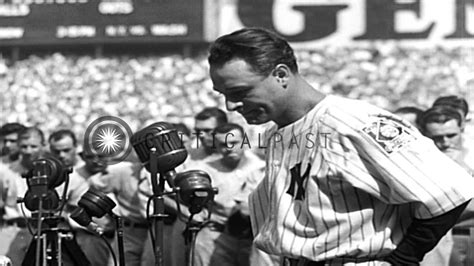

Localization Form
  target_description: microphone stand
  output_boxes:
[149,148,166,266]
[109,213,125,266]
[92,212,125,266]
[184,217,203,266]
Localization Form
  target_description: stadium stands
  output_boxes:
[1,45,473,141]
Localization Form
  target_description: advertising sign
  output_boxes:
[217,0,474,47]
[0,0,204,46]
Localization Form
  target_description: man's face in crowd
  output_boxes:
[210,59,285,125]
[80,151,107,174]
[1,132,20,156]
[215,129,245,169]
[195,117,218,151]
[19,133,44,166]
[49,136,77,168]
[424,119,463,153]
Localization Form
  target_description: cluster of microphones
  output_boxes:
[21,121,216,232]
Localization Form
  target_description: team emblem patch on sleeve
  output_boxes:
[362,117,416,153]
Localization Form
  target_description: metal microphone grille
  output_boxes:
[131,122,188,173]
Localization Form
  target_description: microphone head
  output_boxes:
[23,189,60,212]
[22,155,69,212]
[70,207,92,227]
[174,170,217,214]
[23,155,70,189]
[131,122,188,173]
[78,188,116,218]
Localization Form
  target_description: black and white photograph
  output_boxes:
[1,1,473,266]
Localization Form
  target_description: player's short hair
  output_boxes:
[432,95,469,118]
[393,106,424,125]
[419,105,463,132]
[208,27,298,77]
[18,127,45,145]
[394,106,424,116]
[215,123,244,136]
[195,107,228,126]
[48,129,77,147]
[0,122,27,137]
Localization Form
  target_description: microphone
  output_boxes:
[22,156,69,189]
[131,122,188,184]
[21,156,71,211]
[70,189,125,266]
[174,170,218,214]
[70,188,116,235]
[70,207,104,236]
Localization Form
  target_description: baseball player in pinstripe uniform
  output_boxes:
[207,27,474,265]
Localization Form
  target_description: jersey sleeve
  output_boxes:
[321,108,474,219]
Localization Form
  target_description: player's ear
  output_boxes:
[272,64,290,89]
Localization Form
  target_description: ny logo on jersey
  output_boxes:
[286,163,311,200]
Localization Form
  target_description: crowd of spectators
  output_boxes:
[1,44,473,141]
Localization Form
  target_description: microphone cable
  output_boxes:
[146,194,156,251]
[101,234,117,266]
[57,173,70,217]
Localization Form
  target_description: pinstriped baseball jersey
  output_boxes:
[249,95,474,265]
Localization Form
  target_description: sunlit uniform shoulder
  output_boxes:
[249,95,474,264]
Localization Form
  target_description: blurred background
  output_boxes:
[1,0,473,141]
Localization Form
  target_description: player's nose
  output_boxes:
[225,100,243,112]
[437,141,450,150]
[440,137,452,146]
